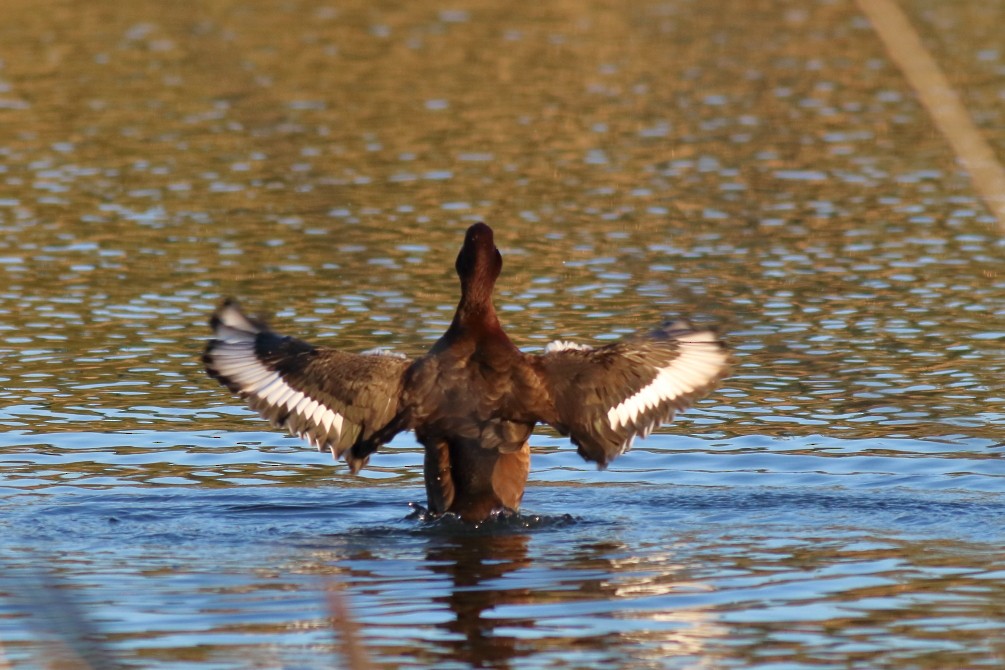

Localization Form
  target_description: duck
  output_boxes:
[203,222,729,522]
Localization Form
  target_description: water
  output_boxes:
[1,0,1004,667]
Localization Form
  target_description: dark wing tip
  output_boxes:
[208,298,270,335]
[209,297,236,329]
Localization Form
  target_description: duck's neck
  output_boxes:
[449,281,502,337]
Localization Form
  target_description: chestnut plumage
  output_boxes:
[203,222,729,521]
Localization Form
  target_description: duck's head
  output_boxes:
[455,222,502,295]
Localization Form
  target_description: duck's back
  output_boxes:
[404,332,536,453]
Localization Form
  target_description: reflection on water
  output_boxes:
[1,0,1004,667]
[4,486,1005,669]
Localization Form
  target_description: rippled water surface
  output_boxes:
[1,0,1004,668]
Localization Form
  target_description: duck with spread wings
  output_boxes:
[203,223,729,521]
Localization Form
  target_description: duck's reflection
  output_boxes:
[313,519,721,668]
[424,530,532,667]
[315,523,534,669]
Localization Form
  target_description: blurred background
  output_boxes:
[0,0,1002,668]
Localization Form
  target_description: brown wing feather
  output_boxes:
[203,299,411,471]
[532,321,729,466]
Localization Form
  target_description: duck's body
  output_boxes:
[204,223,729,521]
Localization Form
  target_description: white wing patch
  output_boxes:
[360,347,408,359]
[207,329,345,453]
[544,340,594,353]
[606,330,728,432]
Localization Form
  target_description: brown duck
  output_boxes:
[204,223,729,521]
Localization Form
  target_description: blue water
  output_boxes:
[3,428,1004,668]
[2,0,1005,666]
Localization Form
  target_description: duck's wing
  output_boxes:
[203,299,412,472]
[530,320,729,467]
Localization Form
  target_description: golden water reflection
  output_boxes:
[1,0,1004,667]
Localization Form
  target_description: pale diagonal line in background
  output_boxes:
[857,0,1005,232]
